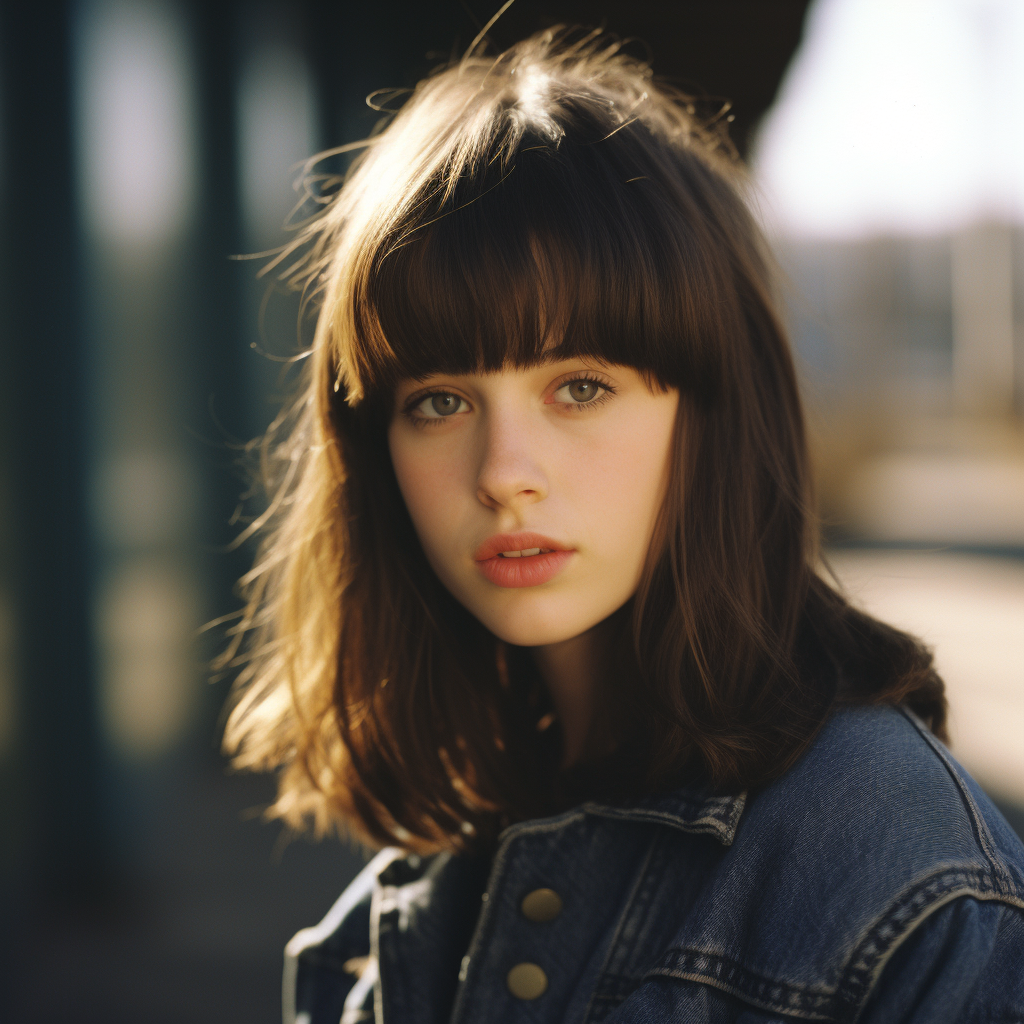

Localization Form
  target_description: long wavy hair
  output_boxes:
[219,28,947,853]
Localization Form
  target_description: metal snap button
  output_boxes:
[520,887,563,922]
[506,962,548,1000]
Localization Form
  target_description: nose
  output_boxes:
[475,407,548,512]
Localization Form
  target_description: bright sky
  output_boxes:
[753,0,1024,238]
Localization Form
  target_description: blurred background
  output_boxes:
[0,0,1020,1020]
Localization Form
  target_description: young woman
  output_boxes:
[221,28,1024,1024]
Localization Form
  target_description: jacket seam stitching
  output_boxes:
[836,870,1024,1020]
[581,831,661,1023]
[496,809,588,844]
[845,896,1014,1024]
[581,805,739,845]
[644,951,837,1020]
[898,706,1012,892]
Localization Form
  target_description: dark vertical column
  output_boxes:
[302,0,468,151]
[303,0,345,147]
[184,0,251,738]
[0,3,109,903]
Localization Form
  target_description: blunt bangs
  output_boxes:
[355,105,738,404]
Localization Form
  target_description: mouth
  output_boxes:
[473,532,575,589]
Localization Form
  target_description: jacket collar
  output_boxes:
[580,785,747,846]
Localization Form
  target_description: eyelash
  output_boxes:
[402,374,617,425]
[403,391,471,427]
[550,374,616,410]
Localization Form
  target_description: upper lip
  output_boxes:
[473,532,572,561]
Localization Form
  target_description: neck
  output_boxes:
[532,624,610,769]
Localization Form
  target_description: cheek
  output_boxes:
[575,399,678,546]
[389,444,433,536]
[388,429,466,553]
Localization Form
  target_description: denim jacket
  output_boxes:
[284,707,1024,1023]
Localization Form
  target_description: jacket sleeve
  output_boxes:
[858,895,1024,1023]
[283,848,399,1024]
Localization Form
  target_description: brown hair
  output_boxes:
[220,28,946,853]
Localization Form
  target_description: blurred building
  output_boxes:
[753,0,1024,803]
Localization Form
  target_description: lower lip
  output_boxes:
[475,550,574,588]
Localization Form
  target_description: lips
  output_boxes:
[473,532,574,588]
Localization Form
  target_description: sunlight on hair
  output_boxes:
[513,64,562,141]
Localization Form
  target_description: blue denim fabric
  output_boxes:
[284,707,1024,1023]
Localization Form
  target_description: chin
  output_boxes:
[474,599,597,648]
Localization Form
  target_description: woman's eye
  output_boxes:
[552,379,607,405]
[412,392,469,418]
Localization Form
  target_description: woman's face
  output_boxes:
[388,359,679,647]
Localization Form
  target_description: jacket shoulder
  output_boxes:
[750,705,1024,892]
[660,706,1024,1019]
[732,705,1024,945]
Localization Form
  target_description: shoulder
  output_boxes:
[673,704,1024,1016]
[744,704,1024,892]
